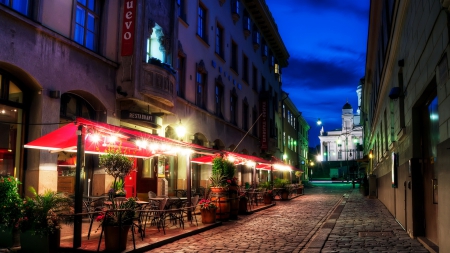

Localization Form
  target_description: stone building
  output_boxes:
[0,1,305,198]
[363,0,450,251]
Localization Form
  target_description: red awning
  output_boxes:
[24,117,214,158]
[191,151,273,170]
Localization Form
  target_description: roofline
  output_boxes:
[243,0,290,67]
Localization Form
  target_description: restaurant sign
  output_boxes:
[260,100,268,150]
[121,0,136,56]
[120,110,162,128]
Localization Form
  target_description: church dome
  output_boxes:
[342,102,352,109]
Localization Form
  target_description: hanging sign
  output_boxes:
[121,0,136,56]
[260,100,268,150]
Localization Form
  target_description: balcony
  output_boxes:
[141,62,176,107]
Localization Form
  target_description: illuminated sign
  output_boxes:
[121,0,136,56]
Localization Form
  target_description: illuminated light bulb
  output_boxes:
[108,135,117,143]
[91,134,100,143]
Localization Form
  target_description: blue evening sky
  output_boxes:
[265,0,370,147]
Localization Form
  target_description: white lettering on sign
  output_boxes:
[121,0,136,56]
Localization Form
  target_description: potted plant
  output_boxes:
[259,181,273,204]
[0,176,22,248]
[95,197,138,251]
[198,199,217,224]
[213,154,239,219]
[208,173,230,221]
[274,178,290,200]
[19,187,73,253]
[99,147,134,200]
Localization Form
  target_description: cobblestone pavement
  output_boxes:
[148,183,429,253]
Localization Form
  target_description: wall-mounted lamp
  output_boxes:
[388,87,405,100]
[369,150,373,159]
[175,120,186,140]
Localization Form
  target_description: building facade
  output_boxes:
[0,0,304,198]
[363,0,450,251]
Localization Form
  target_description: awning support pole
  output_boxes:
[186,153,192,220]
[73,125,85,248]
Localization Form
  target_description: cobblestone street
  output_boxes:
[148,183,429,253]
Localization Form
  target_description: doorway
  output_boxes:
[413,82,439,246]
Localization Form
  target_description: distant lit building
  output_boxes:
[318,84,363,173]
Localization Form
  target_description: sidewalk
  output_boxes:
[304,188,429,253]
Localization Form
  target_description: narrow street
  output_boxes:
[148,183,428,253]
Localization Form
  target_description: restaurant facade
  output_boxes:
[0,0,304,202]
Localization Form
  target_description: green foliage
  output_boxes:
[209,174,226,188]
[212,155,236,178]
[99,147,134,196]
[96,198,137,229]
[19,187,73,236]
[273,178,289,188]
[0,176,22,230]
[259,181,272,190]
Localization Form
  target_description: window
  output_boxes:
[196,62,207,109]
[231,40,238,72]
[74,0,101,51]
[252,107,258,136]
[177,52,186,98]
[261,40,268,61]
[242,54,249,83]
[215,79,224,117]
[283,104,285,118]
[252,65,258,91]
[197,4,207,42]
[243,10,251,32]
[0,0,30,16]
[261,76,266,91]
[252,26,260,48]
[230,89,238,125]
[242,99,249,130]
[146,23,165,63]
[231,0,240,15]
[60,93,95,121]
[177,0,187,21]
[215,23,224,59]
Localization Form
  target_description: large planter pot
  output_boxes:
[20,229,60,253]
[104,225,131,252]
[210,187,230,221]
[201,208,217,224]
[297,186,304,195]
[281,190,289,200]
[238,197,248,214]
[263,194,273,205]
[0,227,20,248]
[228,185,240,220]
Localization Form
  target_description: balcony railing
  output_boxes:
[141,63,176,107]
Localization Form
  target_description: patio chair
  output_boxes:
[182,195,199,226]
[83,196,108,240]
[145,198,168,234]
